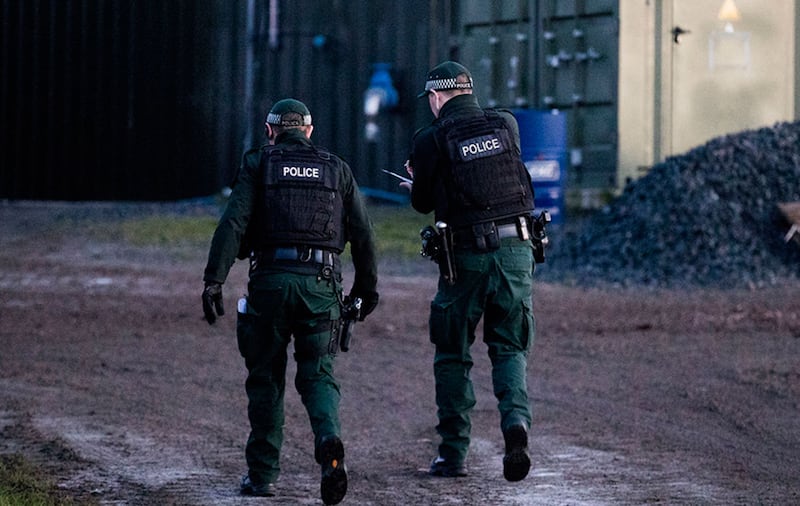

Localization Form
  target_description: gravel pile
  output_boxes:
[543,121,800,288]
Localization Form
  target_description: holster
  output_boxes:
[338,297,362,352]
[530,210,551,263]
[438,226,457,285]
[419,224,457,285]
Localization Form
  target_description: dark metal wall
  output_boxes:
[0,0,619,202]
[248,0,436,200]
[0,0,234,200]
[456,0,619,194]
[538,0,618,191]
[0,0,435,201]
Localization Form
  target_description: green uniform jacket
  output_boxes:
[408,93,522,222]
[203,129,378,298]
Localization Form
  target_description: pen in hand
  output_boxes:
[381,169,413,184]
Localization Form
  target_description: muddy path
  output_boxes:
[1,202,799,505]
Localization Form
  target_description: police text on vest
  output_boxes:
[282,166,321,178]
[458,134,506,161]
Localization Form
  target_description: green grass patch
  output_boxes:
[110,203,430,260]
[0,455,91,506]
[119,215,219,246]
[367,203,431,259]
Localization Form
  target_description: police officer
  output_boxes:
[406,61,534,482]
[202,98,379,504]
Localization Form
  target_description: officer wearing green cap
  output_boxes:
[202,98,379,504]
[404,61,535,482]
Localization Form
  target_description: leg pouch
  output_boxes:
[293,313,338,360]
[236,298,262,359]
[429,300,472,357]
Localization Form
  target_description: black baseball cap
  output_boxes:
[417,61,473,98]
[265,98,312,126]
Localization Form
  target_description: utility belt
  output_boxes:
[420,215,531,286]
[451,216,531,250]
[420,213,550,285]
[250,246,340,279]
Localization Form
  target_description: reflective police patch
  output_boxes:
[277,164,324,180]
[457,134,506,161]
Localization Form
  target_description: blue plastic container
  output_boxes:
[513,109,567,224]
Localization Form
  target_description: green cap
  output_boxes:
[265,98,312,126]
[417,61,473,98]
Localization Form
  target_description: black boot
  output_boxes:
[502,423,531,482]
[429,456,468,477]
[318,436,348,505]
[239,474,276,496]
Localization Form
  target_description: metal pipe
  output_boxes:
[243,0,256,152]
[269,0,279,50]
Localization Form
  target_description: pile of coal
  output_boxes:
[542,121,800,288]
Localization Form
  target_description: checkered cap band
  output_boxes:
[424,77,474,93]
[266,112,312,126]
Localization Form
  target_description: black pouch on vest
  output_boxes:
[471,222,500,252]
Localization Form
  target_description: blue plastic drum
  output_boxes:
[513,109,567,224]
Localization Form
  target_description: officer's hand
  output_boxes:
[400,160,414,192]
[202,283,225,324]
[404,159,414,178]
[351,291,379,321]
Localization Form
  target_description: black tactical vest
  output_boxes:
[435,110,534,227]
[253,146,345,252]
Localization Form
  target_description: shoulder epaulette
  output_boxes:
[412,125,435,140]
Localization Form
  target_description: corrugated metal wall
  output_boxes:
[248,0,436,201]
[0,0,619,203]
[0,0,236,200]
[538,0,618,192]
[456,0,619,197]
[0,0,438,201]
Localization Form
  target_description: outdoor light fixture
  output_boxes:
[718,0,742,33]
[709,0,749,70]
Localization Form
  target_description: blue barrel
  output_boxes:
[513,109,568,224]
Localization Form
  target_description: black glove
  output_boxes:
[202,282,224,324]
[350,291,379,321]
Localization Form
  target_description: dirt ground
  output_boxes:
[1,201,799,506]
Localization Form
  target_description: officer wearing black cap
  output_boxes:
[405,61,535,482]
[202,98,378,504]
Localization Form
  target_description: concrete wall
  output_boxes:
[618,0,798,188]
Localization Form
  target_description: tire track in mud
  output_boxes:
[2,203,798,505]
[4,400,739,505]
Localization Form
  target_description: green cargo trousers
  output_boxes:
[236,270,342,484]
[429,237,534,465]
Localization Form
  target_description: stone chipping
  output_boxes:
[542,121,800,288]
